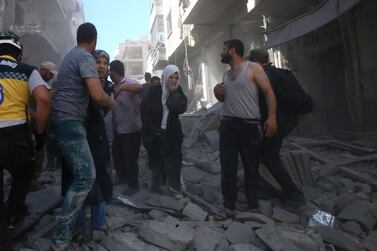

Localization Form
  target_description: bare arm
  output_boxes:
[32,85,51,134]
[85,77,114,108]
[249,62,277,137]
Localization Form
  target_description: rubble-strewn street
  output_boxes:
[4,108,377,251]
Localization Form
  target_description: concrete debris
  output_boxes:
[272,207,302,224]
[235,212,275,226]
[181,166,207,183]
[279,228,324,251]
[158,195,187,211]
[315,225,365,251]
[228,243,262,251]
[9,132,377,251]
[31,238,52,251]
[109,232,160,251]
[225,221,256,244]
[204,130,220,150]
[182,202,208,221]
[362,232,377,251]
[192,226,229,251]
[255,224,301,251]
[343,221,364,236]
[337,200,376,230]
[139,221,194,251]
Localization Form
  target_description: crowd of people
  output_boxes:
[0,22,306,250]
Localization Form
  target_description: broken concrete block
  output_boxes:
[193,226,229,251]
[337,200,376,230]
[139,221,194,251]
[111,232,160,251]
[202,185,217,204]
[181,166,207,183]
[86,242,108,251]
[344,221,364,236]
[101,236,128,251]
[204,130,220,150]
[315,225,365,251]
[185,182,203,196]
[255,224,300,251]
[279,228,322,251]
[335,193,368,212]
[149,209,166,221]
[107,216,127,231]
[362,233,377,251]
[159,195,186,211]
[92,230,106,242]
[183,203,208,221]
[31,238,52,251]
[225,221,256,244]
[164,215,180,225]
[235,212,275,226]
[272,207,301,224]
[228,243,262,251]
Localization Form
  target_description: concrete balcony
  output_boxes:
[150,43,168,70]
[10,24,61,66]
[182,0,246,25]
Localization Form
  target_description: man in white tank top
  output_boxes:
[213,39,277,216]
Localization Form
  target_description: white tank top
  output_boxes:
[222,61,260,120]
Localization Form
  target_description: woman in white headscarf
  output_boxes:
[141,65,187,199]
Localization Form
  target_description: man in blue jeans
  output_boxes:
[50,23,114,250]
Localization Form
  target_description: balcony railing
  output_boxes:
[150,43,168,70]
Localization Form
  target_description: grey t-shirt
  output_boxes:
[51,47,98,121]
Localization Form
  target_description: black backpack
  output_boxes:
[266,66,313,116]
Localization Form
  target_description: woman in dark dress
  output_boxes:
[141,65,187,199]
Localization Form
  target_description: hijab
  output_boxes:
[160,64,180,129]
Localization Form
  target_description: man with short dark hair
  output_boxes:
[110,60,142,193]
[0,31,51,250]
[249,49,305,204]
[144,72,152,84]
[50,22,114,249]
[151,76,161,85]
[214,39,277,216]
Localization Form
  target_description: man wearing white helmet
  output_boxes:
[0,31,51,250]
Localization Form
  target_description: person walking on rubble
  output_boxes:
[61,50,114,241]
[110,60,143,194]
[213,39,277,219]
[141,65,188,199]
[50,23,114,250]
[0,31,51,251]
[249,49,305,205]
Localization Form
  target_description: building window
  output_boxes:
[166,10,172,37]
[127,61,143,76]
[126,46,143,59]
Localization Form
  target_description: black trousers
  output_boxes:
[261,116,298,194]
[148,137,182,191]
[220,118,262,210]
[112,132,141,189]
[0,125,34,251]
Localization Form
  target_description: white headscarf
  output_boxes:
[160,64,180,129]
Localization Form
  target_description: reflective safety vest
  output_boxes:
[0,55,34,125]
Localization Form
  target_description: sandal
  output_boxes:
[214,208,235,221]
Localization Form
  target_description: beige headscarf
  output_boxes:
[160,64,180,129]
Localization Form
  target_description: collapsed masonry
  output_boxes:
[4,106,377,251]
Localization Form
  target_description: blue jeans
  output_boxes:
[51,120,95,247]
[76,202,106,230]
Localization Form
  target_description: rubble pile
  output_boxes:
[5,110,377,250]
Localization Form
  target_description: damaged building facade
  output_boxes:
[0,0,84,66]
[115,35,151,81]
[149,0,377,135]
